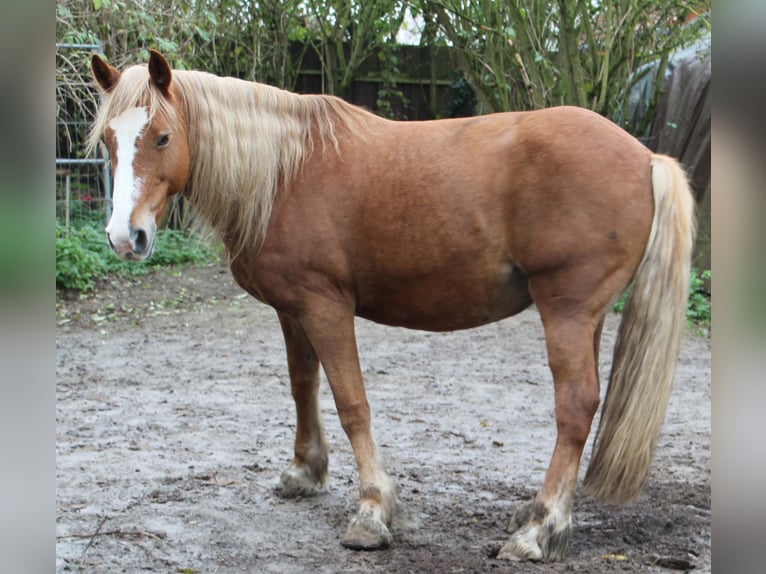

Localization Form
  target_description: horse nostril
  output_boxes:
[106,232,116,252]
[133,228,148,254]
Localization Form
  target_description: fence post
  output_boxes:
[103,155,112,223]
[64,171,71,227]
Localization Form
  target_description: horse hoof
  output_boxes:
[341,511,393,550]
[496,534,543,561]
[276,463,323,498]
[498,501,571,561]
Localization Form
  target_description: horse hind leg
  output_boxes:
[499,294,605,561]
[276,312,330,497]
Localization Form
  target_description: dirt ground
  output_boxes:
[56,263,710,573]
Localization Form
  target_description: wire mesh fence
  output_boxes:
[56,42,111,228]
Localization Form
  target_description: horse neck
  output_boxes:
[178,72,313,255]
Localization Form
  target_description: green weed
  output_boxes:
[56,221,220,292]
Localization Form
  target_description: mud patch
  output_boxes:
[56,263,710,572]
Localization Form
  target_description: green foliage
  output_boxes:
[686,268,711,324]
[57,0,710,126]
[306,1,408,96]
[56,222,219,292]
[424,0,711,125]
[149,229,220,267]
[56,0,407,93]
[612,268,711,327]
[56,223,107,291]
[375,45,409,119]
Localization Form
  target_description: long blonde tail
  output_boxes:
[583,154,696,504]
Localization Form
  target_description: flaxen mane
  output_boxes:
[88,64,371,258]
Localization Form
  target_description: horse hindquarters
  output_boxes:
[583,154,696,503]
[500,153,695,561]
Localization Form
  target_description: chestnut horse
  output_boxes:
[89,50,695,561]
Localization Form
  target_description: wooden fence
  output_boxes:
[291,44,462,120]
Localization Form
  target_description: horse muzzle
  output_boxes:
[106,225,155,261]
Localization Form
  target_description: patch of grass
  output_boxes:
[56,221,221,292]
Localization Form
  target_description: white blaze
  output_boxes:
[105,107,149,245]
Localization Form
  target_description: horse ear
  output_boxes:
[148,49,173,97]
[91,54,121,93]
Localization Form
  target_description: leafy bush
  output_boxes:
[685,268,711,324]
[56,221,219,292]
[56,223,107,291]
[149,228,219,267]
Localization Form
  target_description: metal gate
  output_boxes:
[56,42,111,227]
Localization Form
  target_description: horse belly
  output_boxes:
[355,262,532,331]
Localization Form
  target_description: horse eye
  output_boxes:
[157,134,170,148]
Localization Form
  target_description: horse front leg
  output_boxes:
[499,310,603,561]
[276,312,329,497]
[299,304,398,549]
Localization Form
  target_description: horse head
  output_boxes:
[91,50,189,261]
